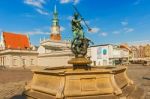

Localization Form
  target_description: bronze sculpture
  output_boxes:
[71,7,93,58]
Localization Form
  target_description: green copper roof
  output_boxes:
[52,5,59,26]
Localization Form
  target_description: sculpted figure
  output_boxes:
[72,13,84,39]
[71,12,93,57]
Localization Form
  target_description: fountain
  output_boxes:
[23,5,145,99]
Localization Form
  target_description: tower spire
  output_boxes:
[52,4,59,26]
[54,4,57,14]
[50,4,61,41]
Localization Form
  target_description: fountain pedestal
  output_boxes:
[24,66,144,99]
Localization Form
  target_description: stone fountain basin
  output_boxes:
[24,66,144,99]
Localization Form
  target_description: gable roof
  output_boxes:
[3,32,30,50]
[120,44,131,52]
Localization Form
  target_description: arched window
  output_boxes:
[103,49,107,55]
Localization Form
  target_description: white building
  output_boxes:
[90,44,129,66]
[0,49,38,68]
[37,40,72,67]
[0,32,38,68]
[37,5,73,67]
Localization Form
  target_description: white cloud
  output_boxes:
[112,31,121,34]
[24,0,46,8]
[84,21,90,25]
[60,26,65,32]
[24,0,49,16]
[67,16,73,20]
[74,0,80,4]
[36,9,49,15]
[89,27,100,33]
[112,27,134,35]
[60,0,71,4]
[0,28,2,32]
[133,0,142,5]
[60,0,80,4]
[124,27,134,33]
[25,29,49,35]
[99,32,108,37]
[121,21,128,26]
[81,21,90,27]
[128,40,150,46]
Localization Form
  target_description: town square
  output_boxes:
[0,0,150,99]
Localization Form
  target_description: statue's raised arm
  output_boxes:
[71,12,84,39]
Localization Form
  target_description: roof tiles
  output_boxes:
[3,32,30,50]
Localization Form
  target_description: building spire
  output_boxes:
[52,4,59,26]
[50,4,61,41]
[54,4,57,14]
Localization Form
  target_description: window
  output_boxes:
[22,59,26,66]
[13,59,17,66]
[103,49,107,55]
[97,47,101,59]
[103,60,107,65]
[31,59,34,65]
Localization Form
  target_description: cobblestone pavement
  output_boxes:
[127,64,150,99]
[0,65,149,99]
[0,81,25,99]
[0,69,32,99]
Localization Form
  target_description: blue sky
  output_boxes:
[0,0,150,45]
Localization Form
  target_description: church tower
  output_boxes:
[50,5,61,41]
